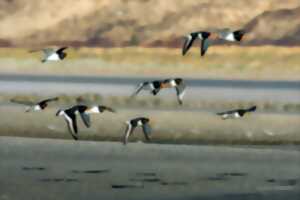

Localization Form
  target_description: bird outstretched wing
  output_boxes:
[99,106,116,113]
[182,35,197,56]
[200,38,210,56]
[175,81,186,105]
[42,48,55,56]
[217,109,239,115]
[215,28,231,39]
[123,123,134,145]
[246,105,257,112]
[38,97,59,105]
[131,82,147,97]
[79,112,91,128]
[142,123,152,141]
[64,113,78,140]
[29,48,52,54]
[10,99,34,106]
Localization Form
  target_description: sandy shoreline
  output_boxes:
[0,106,299,145]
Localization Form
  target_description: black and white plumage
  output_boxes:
[217,106,257,120]
[131,78,186,105]
[182,31,211,56]
[123,117,152,145]
[56,104,115,140]
[30,47,68,63]
[217,29,245,42]
[10,97,59,112]
[56,106,79,140]
[131,80,162,97]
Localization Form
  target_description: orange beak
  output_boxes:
[241,33,247,41]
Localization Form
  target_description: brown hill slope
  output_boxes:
[0,0,299,47]
[244,7,300,45]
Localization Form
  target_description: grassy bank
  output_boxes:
[2,93,300,113]
[0,104,299,145]
[0,46,300,80]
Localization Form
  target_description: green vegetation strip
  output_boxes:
[0,47,299,79]
[1,93,300,113]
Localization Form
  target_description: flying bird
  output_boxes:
[216,28,246,42]
[182,31,213,56]
[123,117,152,145]
[56,104,116,140]
[217,106,257,120]
[131,78,186,105]
[10,97,59,112]
[30,47,68,63]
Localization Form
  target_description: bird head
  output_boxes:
[59,52,67,59]
[233,29,246,41]
[202,31,211,39]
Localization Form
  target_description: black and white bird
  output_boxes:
[10,97,59,112]
[56,105,116,140]
[131,78,186,105]
[217,29,245,42]
[123,117,152,145]
[217,106,257,120]
[30,47,68,63]
[182,31,213,56]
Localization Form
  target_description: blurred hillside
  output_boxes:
[0,0,300,47]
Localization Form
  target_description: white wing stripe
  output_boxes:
[64,113,75,135]
[124,124,132,144]
[179,90,185,100]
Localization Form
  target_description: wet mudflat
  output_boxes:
[0,136,300,200]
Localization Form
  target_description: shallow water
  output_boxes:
[0,74,299,102]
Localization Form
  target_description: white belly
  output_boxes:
[234,112,241,118]
[46,53,60,61]
[146,84,155,91]
[170,80,176,87]
[178,90,185,100]
[33,105,42,111]
[225,33,235,42]
[137,120,143,126]
[87,106,99,114]
[222,114,229,119]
